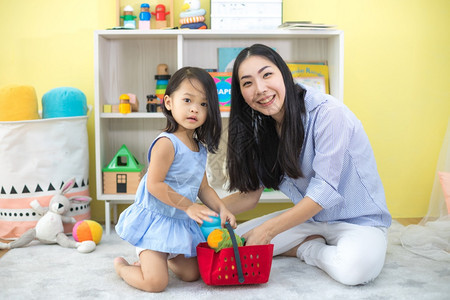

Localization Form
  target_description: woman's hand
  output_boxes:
[241,223,274,246]
[242,197,323,246]
[185,203,218,224]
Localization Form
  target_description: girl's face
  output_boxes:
[164,78,208,132]
[238,55,286,123]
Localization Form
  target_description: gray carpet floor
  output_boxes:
[0,221,448,299]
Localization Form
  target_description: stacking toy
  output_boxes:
[155,64,170,102]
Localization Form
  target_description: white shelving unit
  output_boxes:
[94,29,344,234]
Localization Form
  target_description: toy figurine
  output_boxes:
[146,94,159,112]
[119,94,131,114]
[121,5,137,29]
[152,4,170,29]
[179,0,207,29]
[139,3,151,30]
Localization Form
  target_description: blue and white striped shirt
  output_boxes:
[278,85,392,227]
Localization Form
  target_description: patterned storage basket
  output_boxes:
[0,113,91,239]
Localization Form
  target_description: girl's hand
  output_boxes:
[219,207,237,229]
[241,223,273,246]
[185,203,218,224]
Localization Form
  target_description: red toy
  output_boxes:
[197,223,274,285]
[152,4,170,29]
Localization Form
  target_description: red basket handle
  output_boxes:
[225,223,245,283]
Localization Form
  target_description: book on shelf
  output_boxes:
[293,77,327,94]
[278,21,336,30]
[218,47,244,72]
[209,72,232,112]
[287,62,329,94]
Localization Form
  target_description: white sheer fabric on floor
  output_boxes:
[400,118,450,261]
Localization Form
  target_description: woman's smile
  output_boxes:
[257,94,276,106]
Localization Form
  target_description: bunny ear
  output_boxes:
[69,195,92,203]
[60,177,77,194]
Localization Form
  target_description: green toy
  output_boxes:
[207,228,245,252]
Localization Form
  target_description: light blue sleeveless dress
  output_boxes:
[115,132,207,257]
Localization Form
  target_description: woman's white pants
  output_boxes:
[235,209,388,286]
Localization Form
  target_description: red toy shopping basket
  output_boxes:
[197,223,274,285]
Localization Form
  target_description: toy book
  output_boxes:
[293,77,327,94]
[209,72,232,112]
[287,62,329,94]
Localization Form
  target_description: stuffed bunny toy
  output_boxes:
[0,178,96,253]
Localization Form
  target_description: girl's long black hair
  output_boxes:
[227,44,307,192]
[162,66,222,153]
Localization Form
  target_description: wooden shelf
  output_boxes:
[94,29,344,234]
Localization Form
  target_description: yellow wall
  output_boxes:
[1,0,449,222]
[284,0,450,217]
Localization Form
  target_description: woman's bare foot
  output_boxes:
[280,235,325,257]
[114,257,130,276]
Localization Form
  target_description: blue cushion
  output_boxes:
[42,87,87,118]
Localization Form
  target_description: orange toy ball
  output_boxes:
[72,220,103,245]
[207,228,225,249]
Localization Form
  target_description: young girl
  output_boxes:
[114,67,237,292]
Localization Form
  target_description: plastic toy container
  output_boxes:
[197,223,274,285]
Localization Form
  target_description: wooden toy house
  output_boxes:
[102,144,145,194]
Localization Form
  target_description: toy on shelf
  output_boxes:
[139,3,151,30]
[155,63,171,102]
[121,5,137,29]
[152,4,170,29]
[127,93,139,112]
[179,0,207,29]
[102,144,145,194]
[146,94,160,112]
[119,94,131,114]
[0,178,96,253]
[72,220,103,245]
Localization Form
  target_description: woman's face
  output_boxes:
[237,55,286,123]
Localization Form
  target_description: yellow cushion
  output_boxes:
[0,84,40,121]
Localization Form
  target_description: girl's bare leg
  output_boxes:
[168,255,200,282]
[114,250,169,292]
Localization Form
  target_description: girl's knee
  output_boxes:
[141,276,169,292]
[179,267,200,282]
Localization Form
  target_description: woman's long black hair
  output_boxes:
[227,44,307,192]
[162,66,222,153]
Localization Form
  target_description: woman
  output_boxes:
[224,44,391,285]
